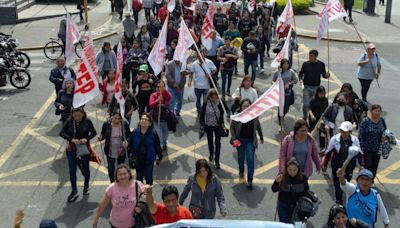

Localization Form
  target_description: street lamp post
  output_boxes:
[385,0,392,23]
[84,0,89,23]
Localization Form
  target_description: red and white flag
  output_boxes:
[173,20,195,72]
[148,15,169,76]
[115,41,125,117]
[231,77,285,123]
[200,0,216,50]
[278,0,294,29]
[167,0,176,12]
[248,0,256,13]
[317,0,347,22]
[73,35,100,108]
[271,27,292,68]
[316,0,347,40]
[65,13,81,67]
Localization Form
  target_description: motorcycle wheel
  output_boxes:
[15,52,31,68]
[10,70,31,89]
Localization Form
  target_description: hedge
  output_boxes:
[274,0,312,14]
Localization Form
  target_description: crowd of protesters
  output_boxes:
[39,0,397,227]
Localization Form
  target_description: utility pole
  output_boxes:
[84,0,89,23]
[385,0,392,23]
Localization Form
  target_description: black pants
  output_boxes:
[205,125,221,164]
[137,92,152,117]
[106,155,126,183]
[110,0,115,12]
[364,150,381,178]
[359,78,373,102]
[145,8,152,22]
[332,162,355,204]
[344,6,353,20]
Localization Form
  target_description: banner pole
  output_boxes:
[292,15,301,72]
[327,30,330,97]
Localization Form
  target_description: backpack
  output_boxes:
[133,181,155,228]
[291,190,321,223]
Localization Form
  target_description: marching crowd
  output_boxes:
[24,0,397,227]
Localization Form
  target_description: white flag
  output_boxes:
[115,41,125,117]
[65,13,81,67]
[316,9,330,41]
[231,79,283,123]
[173,20,195,72]
[271,27,292,68]
[317,0,347,22]
[200,1,216,50]
[148,15,169,76]
[278,75,285,117]
[167,0,176,12]
[248,0,256,13]
[279,0,294,25]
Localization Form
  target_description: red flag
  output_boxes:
[278,0,294,32]
[115,41,125,117]
[148,15,169,76]
[248,0,256,13]
[316,0,347,41]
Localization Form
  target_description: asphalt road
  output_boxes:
[0,37,399,228]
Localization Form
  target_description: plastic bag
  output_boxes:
[187,87,196,103]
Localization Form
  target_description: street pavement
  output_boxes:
[0,1,400,228]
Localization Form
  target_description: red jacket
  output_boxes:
[149,90,172,109]
[158,7,168,23]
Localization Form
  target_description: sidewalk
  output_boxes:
[295,1,400,44]
[0,0,123,50]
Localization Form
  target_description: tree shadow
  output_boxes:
[153,158,180,181]
[232,183,267,208]
[0,87,30,96]
[375,186,400,215]
[45,122,63,137]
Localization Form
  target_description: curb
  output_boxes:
[19,31,119,51]
[297,33,366,43]
[16,11,81,24]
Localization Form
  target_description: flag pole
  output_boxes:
[351,23,381,88]
[327,30,330,97]
[292,15,301,72]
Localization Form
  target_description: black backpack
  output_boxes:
[291,190,321,223]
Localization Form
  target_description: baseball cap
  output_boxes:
[357,169,373,180]
[367,43,376,49]
[139,64,149,72]
[339,121,353,132]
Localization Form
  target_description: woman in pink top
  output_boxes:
[278,119,321,177]
[101,70,116,106]
[93,164,143,228]
[149,80,172,151]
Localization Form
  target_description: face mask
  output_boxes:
[338,101,345,106]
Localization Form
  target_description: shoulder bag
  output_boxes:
[73,121,90,157]
[198,61,218,89]
[230,88,241,113]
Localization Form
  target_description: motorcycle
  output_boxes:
[0,54,31,89]
[0,32,30,68]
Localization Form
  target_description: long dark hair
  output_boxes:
[313,86,326,99]
[325,204,348,228]
[70,107,87,121]
[281,157,304,188]
[102,42,111,53]
[195,158,213,183]
[340,82,354,93]
[237,98,252,113]
[279,58,291,72]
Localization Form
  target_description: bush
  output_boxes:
[275,0,312,14]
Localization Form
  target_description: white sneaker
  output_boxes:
[260,68,264,74]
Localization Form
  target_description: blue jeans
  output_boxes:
[258,51,265,69]
[220,70,233,96]
[136,160,155,185]
[244,59,257,83]
[168,87,184,114]
[205,125,221,163]
[237,138,255,182]
[155,120,168,147]
[106,154,126,183]
[194,88,208,112]
[67,152,90,192]
[278,201,295,223]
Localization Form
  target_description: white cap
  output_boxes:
[339,121,353,132]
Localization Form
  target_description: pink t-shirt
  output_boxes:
[106,181,143,228]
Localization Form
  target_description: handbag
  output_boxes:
[210,101,229,138]
[133,181,156,227]
[189,204,204,219]
[73,121,90,157]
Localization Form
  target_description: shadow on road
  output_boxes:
[232,183,267,208]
